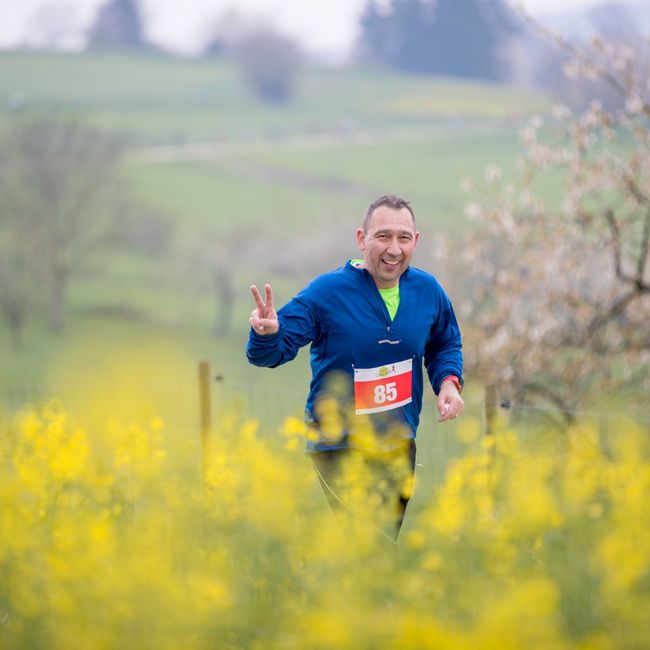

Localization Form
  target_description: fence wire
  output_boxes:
[2,372,649,438]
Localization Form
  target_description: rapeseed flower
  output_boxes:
[1,400,649,648]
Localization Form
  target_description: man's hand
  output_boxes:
[249,284,279,336]
[437,379,464,422]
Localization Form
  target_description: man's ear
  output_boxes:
[414,231,420,247]
[356,228,366,251]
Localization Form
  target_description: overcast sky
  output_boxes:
[0,0,619,57]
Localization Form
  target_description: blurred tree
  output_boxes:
[358,0,389,63]
[588,1,641,42]
[530,2,643,111]
[200,8,260,59]
[0,212,34,348]
[450,26,650,423]
[203,39,225,59]
[232,29,302,103]
[189,226,268,337]
[0,116,125,335]
[265,214,357,284]
[358,0,519,80]
[189,214,354,337]
[87,0,146,50]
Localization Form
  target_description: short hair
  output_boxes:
[362,194,416,232]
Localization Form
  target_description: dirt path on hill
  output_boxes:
[126,121,509,196]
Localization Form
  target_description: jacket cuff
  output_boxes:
[441,375,463,393]
[249,327,281,344]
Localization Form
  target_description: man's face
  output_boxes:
[356,205,420,289]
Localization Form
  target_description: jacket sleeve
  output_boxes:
[246,296,320,368]
[424,294,464,395]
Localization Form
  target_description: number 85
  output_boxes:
[374,382,397,404]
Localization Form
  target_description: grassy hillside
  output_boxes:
[0,50,549,427]
[0,51,547,142]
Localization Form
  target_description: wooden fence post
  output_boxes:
[484,383,498,467]
[198,360,212,474]
[484,383,497,437]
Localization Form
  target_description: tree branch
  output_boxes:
[587,290,637,335]
[518,382,575,428]
[605,208,627,281]
[638,204,650,286]
[516,5,650,116]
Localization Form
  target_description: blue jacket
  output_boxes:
[246,262,463,451]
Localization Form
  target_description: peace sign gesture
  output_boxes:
[249,284,279,336]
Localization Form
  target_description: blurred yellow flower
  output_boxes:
[1,402,648,649]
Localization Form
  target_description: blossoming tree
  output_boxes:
[456,26,650,423]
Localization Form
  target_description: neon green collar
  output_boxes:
[349,259,400,319]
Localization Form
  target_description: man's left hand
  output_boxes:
[437,380,464,422]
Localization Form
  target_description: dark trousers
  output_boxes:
[309,440,416,541]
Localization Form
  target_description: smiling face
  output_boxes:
[356,205,420,289]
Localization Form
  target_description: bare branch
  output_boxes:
[518,382,575,427]
[516,5,650,116]
[603,208,640,288]
[623,172,650,207]
[0,115,126,333]
[638,205,650,286]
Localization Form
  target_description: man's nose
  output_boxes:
[387,239,401,255]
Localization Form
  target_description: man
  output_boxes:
[246,195,464,539]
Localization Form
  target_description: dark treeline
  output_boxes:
[87,0,148,51]
[358,0,520,80]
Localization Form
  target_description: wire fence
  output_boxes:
[2,364,649,450]
[3,363,648,576]
[3,362,649,518]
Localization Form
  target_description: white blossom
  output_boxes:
[618,45,635,61]
[625,94,644,115]
[552,104,571,121]
[561,197,578,216]
[519,190,534,207]
[484,164,503,184]
[520,127,536,146]
[563,60,580,78]
[464,202,482,220]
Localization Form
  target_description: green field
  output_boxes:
[4,51,650,648]
[0,50,548,441]
[0,51,546,140]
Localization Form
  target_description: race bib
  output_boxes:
[353,359,413,415]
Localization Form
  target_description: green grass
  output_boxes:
[124,161,360,235]
[243,131,525,230]
[0,49,551,423]
[0,51,548,143]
